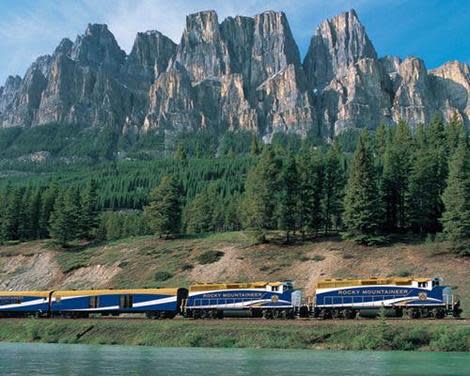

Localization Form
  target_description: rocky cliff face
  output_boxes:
[0,9,468,140]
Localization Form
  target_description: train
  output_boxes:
[0,277,462,319]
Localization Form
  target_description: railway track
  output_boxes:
[3,316,469,325]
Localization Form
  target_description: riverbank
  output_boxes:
[0,318,468,352]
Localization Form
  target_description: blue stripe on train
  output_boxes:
[187,289,294,309]
[0,295,49,313]
[316,286,446,307]
[51,293,177,313]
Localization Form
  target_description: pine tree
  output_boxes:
[23,188,42,240]
[49,188,81,245]
[446,113,464,156]
[144,176,182,238]
[175,144,187,161]
[250,134,260,156]
[278,154,299,242]
[381,120,413,231]
[39,182,59,239]
[441,137,470,255]
[80,179,99,240]
[428,114,449,230]
[1,187,23,241]
[322,141,345,235]
[186,187,216,233]
[343,132,383,244]
[298,148,324,238]
[408,146,438,233]
[241,147,281,241]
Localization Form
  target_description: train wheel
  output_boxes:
[262,310,273,319]
[344,309,356,319]
[406,309,421,319]
[432,308,445,319]
[319,309,332,319]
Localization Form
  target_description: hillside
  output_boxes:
[1,233,468,316]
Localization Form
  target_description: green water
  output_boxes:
[0,343,468,375]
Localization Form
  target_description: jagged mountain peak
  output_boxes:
[71,23,125,70]
[0,9,469,139]
[303,8,377,89]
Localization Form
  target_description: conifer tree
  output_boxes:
[381,120,413,231]
[80,179,99,239]
[23,189,42,240]
[297,148,324,238]
[343,132,383,244]
[175,144,187,161]
[186,187,216,233]
[144,176,182,238]
[408,145,437,233]
[39,182,59,239]
[428,114,449,230]
[446,113,464,156]
[322,141,345,235]
[278,154,299,242]
[441,137,470,255]
[1,187,23,241]
[241,147,281,241]
[250,134,260,155]
[49,188,81,245]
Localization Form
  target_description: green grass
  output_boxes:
[0,319,467,351]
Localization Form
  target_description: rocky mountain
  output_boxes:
[1,9,469,141]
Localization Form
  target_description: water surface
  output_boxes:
[0,343,468,376]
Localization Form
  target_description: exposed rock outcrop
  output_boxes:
[1,8,468,141]
[303,10,377,90]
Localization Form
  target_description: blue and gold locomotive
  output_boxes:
[313,277,461,319]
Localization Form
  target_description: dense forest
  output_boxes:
[0,114,468,254]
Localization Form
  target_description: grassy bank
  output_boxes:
[0,319,468,352]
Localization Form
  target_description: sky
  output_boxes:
[0,0,469,84]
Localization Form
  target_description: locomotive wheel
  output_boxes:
[406,309,421,319]
[319,309,332,320]
[344,309,356,319]
[262,310,273,319]
[432,308,445,319]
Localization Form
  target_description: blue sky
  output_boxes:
[0,0,469,84]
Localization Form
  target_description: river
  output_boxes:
[0,343,468,375]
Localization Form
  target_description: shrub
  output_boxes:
[197,250,224,265]
[430,329,469,352]
[311,255,325,262]
[154,271,172,281]
[181,263,194,271]
[396,269,412,277]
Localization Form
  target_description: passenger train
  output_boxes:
[0,277,461,319]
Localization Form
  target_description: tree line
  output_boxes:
[0,115,468,254]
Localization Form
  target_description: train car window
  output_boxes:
[0,296,21,305]
[272,286,279,292]
[432,280,439,287]
[120,295,133,309]
[418,282,427,288]
[89,296,99,309]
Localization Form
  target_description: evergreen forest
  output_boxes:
[0,114,468,255]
